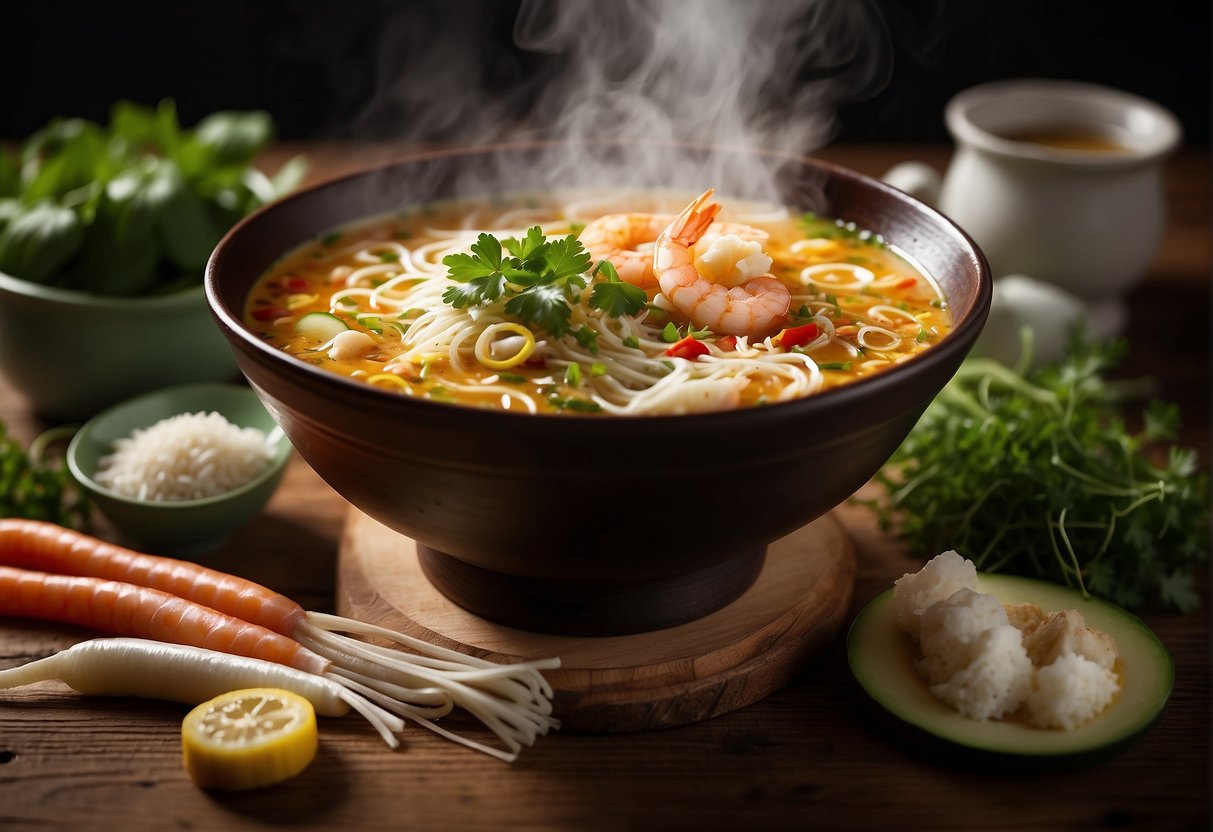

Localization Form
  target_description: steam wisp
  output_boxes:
[351,0,893,205]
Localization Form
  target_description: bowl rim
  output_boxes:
[206,140,992,428]
[0,269,208,311]
[66,382,291,510]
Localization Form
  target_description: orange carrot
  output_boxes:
[0,520,561,761]
[0,519,305,636]
[0,565,329,676]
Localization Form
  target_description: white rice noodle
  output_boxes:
[857,325,902,351]
[95,412,274,502]
[303,218,925,417]
[868,303,920,327]
[800,262,875,291]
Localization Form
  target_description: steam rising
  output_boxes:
[351,0,892,205]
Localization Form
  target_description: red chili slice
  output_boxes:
[252,306,290,322]
[665,336,709,360]
[774,322,820,349]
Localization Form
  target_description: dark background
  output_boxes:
[1,0,1208,144]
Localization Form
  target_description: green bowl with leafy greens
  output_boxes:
[0,100,304,421]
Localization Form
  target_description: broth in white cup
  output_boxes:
[885,79,1181,341]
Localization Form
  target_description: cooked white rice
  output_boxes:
[95,411,275,502]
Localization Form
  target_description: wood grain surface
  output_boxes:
[0,146,1207,831]
[338,508,855,732]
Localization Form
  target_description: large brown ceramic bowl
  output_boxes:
[206,142,991,635]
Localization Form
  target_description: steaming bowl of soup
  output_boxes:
[206,142,991,635]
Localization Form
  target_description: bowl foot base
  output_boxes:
[337,507,857,731]
[416,544,766,636]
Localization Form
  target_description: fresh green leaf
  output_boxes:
[21,118,108,203]
[442,227,605,341]
[505,283,572,337]
[589,260,647,318]
[543,234,592,282]
[65,170,161,295]
[661,322,680,343]
[0,201,84,283]
[192,111,274,167]
[502,225,547,261]
[146,159,223,272]
[2,100,286,296]
[442,273,507,308]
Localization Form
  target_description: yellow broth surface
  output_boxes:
[246,193,951,416]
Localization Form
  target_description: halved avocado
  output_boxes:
[847,573,1173,760]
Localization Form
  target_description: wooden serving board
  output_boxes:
[337,508,856,732]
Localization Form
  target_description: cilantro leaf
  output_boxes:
[503,225,547,261]
[589,260,648,318]
[443,232,505,281]
[505,284,572,337]
[545,234,593,282]
[442,272,506,308]
[442,228,650,347]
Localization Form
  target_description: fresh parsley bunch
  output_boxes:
[442,227,646,337]
[871,336,1210,612]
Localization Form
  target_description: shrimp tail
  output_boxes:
[663,188,721,247]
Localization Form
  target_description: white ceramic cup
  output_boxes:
[885,79,1181,335]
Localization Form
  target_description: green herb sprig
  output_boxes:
[0,421,88,529]
[868,335,1210,612]
[441,227,645,338]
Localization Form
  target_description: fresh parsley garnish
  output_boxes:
[442,227,622,339]
[588,260,647,318]
[867,335,1210,612]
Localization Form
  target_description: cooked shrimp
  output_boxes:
[654,189,791,337]
[580,211,769,290]
[0,519,560,762]
[579,212,672,287]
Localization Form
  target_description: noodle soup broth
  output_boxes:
[246,193,951,416]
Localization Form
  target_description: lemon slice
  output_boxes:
[182,688,318,790]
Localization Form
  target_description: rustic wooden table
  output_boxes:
[0,146,1208,831]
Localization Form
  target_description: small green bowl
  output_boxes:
[66,383,292,558]
[0,272,239,422]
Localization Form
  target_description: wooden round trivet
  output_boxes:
[336,509,856,733]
